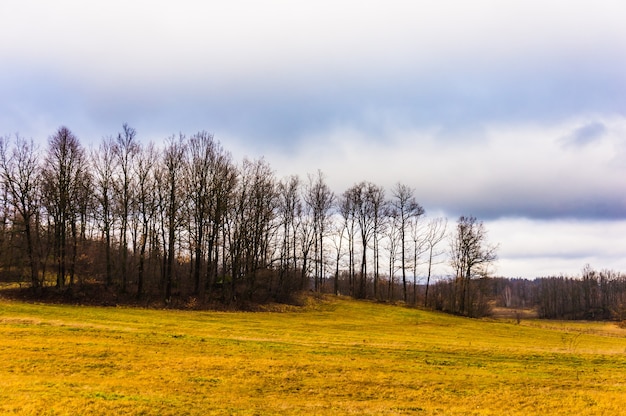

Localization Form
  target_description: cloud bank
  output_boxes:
[260,115,626,220]
[1,0,625,277]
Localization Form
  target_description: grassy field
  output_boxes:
[1,296,626,415]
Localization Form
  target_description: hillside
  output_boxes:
[1,297,626,415]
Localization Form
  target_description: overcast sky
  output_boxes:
[1,0,625,278]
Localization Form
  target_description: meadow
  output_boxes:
[1,296,626,415]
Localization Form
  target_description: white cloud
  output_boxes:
[488,217,626,277]
[2,1,625,278]
[2,0,625,145]
[2,1,625,87]
[262,114,626,220]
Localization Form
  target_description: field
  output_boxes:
[1,296,626,415]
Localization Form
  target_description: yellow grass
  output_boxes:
[1,296,626,415]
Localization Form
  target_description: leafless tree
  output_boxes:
[391,183,424,302]
[208,148,237,297]
[449,215,498,316]
[408,217,428,305]
[304,170,334,292]
[91,136,116,287]
[346,181,384,298]
[41,127,88,289]
[134,142,159,298]
[162,134,187,302]
[183,131,238,299]
[277,175,301,294]
[229,158,277,299]
[296,201,315,289]
[384,204,401,301]
[72,164,93,286]
[369,185,386,299]
[0,175,10,275]
[330,211,346,296]
[422,217,447,307]
[338,188,358,296]
[113,123,139,293]
[186,131,216,295]
[0,134,42,289]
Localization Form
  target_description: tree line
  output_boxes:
[1,125,624,320]
[0,125,454,305]
[488,266,626,320]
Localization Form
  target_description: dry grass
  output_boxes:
[1,296,626,415]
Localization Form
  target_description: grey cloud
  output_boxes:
[448,195,626,222]
[431,166,626,221]
[561,122,607,148]
[5,41,624,152]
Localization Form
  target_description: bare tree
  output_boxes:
[409,217,428,305]
[0,175,10,276]
[304,170,334,292]
[229,158,277,299]
[422,217,447,307]
[449,215,498,316]
[183,131,237,299]
[369,185,386,299]
[71,165,93,286]
[277,175,301,294]
[296,200,315,289]
[391,183,424,302]
[186,131,215,295]
[41,127,88,289]
[207,148,237,296]
[113,123,139,293]
[91,136,116,287]
[338,188,358,296]
[384,204,401,301]
[330,210,346,296]
[346,182,384,298]
[162,134,187,302]
[0,134,41,289]
[135,142,159,298]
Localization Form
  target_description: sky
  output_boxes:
[1,0,625,278]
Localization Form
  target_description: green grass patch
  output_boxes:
[1,297,626,415]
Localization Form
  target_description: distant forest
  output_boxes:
[1,125,625,320]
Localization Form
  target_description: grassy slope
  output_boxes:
[1,297,626,415]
